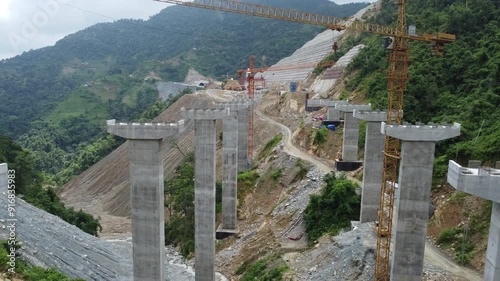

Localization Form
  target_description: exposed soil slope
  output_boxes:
[59,93,214,236]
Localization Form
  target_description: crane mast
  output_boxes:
[247,55,255,165]
[375,0,407,279]
[153,0,455,279]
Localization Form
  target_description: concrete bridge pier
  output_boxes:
[182,108,230,281]
[447,160,500,281]
[107,119,185,281]
[335,104,371,171]
[353,110,387,223]
[215,101,248,238]
[381,122,461,281]
[0,164,7,195]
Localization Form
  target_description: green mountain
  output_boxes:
[0,0,367,138]
[0,0,368,178]
[346,0,499,167]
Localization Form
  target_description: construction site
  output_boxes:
[0,0,499,281]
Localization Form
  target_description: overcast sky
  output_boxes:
[0,0,374,60]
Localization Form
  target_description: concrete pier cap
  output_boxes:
[181,107,230,120]
[381,122,461,141]
[353,110,387,122]
[447,160,500,203]
[336,103,372,112]
[447,161,500,281]
[214,100,249,111]
[308,99,348,107]
[106,119,185,139]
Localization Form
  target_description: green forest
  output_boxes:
[0,0,367,189]
[0,135,101,236]
[345,0,499,171]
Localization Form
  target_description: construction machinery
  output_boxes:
[153,0,455,279]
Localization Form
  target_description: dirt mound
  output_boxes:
[59,93,214,236]
[223,80,242,91]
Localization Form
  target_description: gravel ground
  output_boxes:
[271,167,325,219]
[288,223,376,281]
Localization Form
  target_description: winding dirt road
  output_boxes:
[256,108,482,281]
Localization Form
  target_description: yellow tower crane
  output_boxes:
[153,0,455,279]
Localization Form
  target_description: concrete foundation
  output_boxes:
[107,119,185,281]
[382,122,460,281]
[0,164,7,195]
[182,108,229,281]
[447,160,500,281]
[353,110,387,223]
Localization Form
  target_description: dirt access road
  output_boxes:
[256,108,482,281]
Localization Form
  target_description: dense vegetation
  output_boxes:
[0,0,367,189]
[346,0,500,170]
[164,153,222,257]
[0,241,84,281]
[0,0,367,139]
[343,0,499,265]
[304,173,360,243]
[0,135,101,236]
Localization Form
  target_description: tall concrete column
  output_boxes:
[353,110,387,223]
[216,100,249,173]
[447,160,500,281]
[215,102,248,237]
[336,104,371,161]
[238,105,249,172]
[381,122,461,281]
[222,113,238,231]
[107,119,185,281]
[182,108,229,281]
[0,164,7,195]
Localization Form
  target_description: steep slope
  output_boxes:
[0,197,200,281]
[261,3,376,86]
[58,0,371,237]
[59,93,212,235]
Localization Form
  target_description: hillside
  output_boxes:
[327,0,499,271]
[0,0,367,138]
[0,0,368,184]
[2,0,498,279]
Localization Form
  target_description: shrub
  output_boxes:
[271,169,282,181]
[240,257,289,281]
[436,227,462,246]
[294,159,309,181]
[258,134,283,160]
[304,173,360,243]
[313,127,329,146]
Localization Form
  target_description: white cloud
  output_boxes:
[0,0,375,60]
[0,0,168,59]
